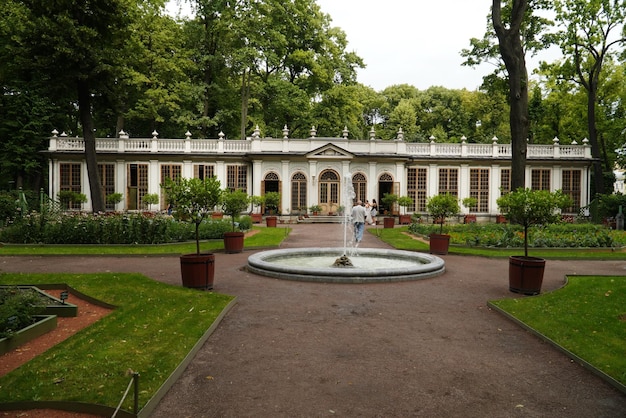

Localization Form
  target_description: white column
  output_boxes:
[216,161,226,187]
[428,163,438,196]
[149,160,160,194]
[309,160,318,208]
[116,160,126,211]
[490,164,501,215]
[368,161,377,199]
[252,160,263,197]
[281,160,290,212]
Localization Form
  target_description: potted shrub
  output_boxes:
[397,195,414,225]
[106,192,124,211]
[162,176,222,290]
[381,193,398,228]
[142,193,159,211]
[309,204,322,215]
[58,190,87,210]
[221,189,250,254]
[426,193,460,255]
[462,197,478,224]
[264,191,281,227]
[497,188,572,295]
[250,195,264,223]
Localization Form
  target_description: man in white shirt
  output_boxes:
[351,200,366,244]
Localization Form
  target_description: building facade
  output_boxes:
[46,128,593,220]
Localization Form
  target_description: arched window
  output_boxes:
[352,172,367,203]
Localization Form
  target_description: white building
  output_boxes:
[46,129,593,221]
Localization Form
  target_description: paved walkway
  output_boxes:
[2,224,625,417]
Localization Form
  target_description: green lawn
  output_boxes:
[0,273,235,413]
[489,275,626,388]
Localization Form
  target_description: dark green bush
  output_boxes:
[0,287,41,339]
[0,212,235,244]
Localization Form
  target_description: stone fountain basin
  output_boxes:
[247,247,445,283]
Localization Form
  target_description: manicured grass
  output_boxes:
[372,226,626,260]
[489,275,626,387]
[0,272,235,413]
[0,226,289,256]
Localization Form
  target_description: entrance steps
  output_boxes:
[297,215,346,224]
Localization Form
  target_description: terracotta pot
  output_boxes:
[180,253,215,290]
[398,214,412,225]
[496,215,507,224]
[211,212,224,219]
[508,256,545,295]
[464,214,477,224]
[223,231,244,254]
[383,217,395,228]
[266,216,278,227]
[251,213,263,223]
[429,233,450,255]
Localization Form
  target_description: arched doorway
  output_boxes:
[318,169,340,214]
[262,172,281,214]
[378,173,398,215]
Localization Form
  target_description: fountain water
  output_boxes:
[247,175,446,283]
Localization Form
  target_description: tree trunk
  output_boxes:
[240,69,250,140]
[586,80,605,195]
[77,78,104,213]
[493,0,529,191]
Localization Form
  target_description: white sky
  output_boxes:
[316,0,495,91]
[166,0,556,92]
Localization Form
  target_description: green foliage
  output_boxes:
[397,196,414,214]
[105,193,123,205]
[221,189,250,232]
[595,193,626,220]
[426,194,460,234]
[263,191,281,212]
[490,275,626,386]
[408,222,624,249]
[0,286,41,339]
[309,204,322,213]
[497,188,573,256]
[142,193,159,209]
[163,177,222,254]
[0,212,233,245]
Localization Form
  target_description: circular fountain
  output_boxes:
[247,247,445,283]
[247,175,445,283]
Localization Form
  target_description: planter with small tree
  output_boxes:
[221,189,250,253]
[309,204,322,216]
[397,195,414,225]
[381,193,399,228]
[163,177,222,290]
[250,195,264,223]
[142,193,159,212]
[462,197,478,224]
[497,188,571,295]
[105,192,124,211]
[426,193,460,255]
[58,190,87,211]
[264,192,281,227]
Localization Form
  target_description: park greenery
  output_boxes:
[1,1,626,205]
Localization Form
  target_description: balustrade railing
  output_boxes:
[49,134,592,160]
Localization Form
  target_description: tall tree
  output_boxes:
[463,0,552,189]
[7,0,145,212]
[548,0,626,195]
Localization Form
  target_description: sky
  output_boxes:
[315,0,495,91]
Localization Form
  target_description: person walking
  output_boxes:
[365,200,373,225]
[351,200,366,244]
[370,199,378,225]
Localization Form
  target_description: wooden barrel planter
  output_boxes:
[180,253,215,290]
[508,256,546,295]
[266,216,278,227]
[223,231,244,254]
[429,233,450,255]
[383,217,396,228]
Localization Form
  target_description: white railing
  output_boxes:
[48,134,593,160]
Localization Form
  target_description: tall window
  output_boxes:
[127,164,149,211]
[227,165,248,190]
[60,163,82,209]
[98,163,116,210]
[500,168,511,194]
[562,170,581,213]
[469,168,489,212]
[407,168,427,211]
[531,169,551,190]
[352,173,367,203]
[319,170,339,205]
[194,164,215,180]
[291,172,307,212]
[160,165,182,209]
[438,168,458,196]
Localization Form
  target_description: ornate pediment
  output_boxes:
[306,143,354,159]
